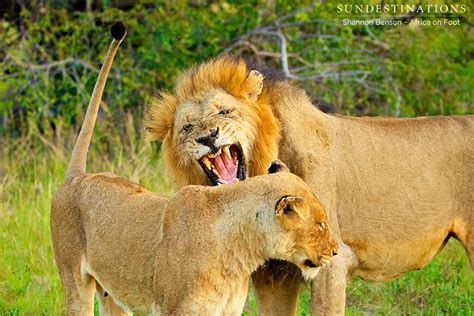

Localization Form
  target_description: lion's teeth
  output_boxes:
[208,150,221,158]
[223,146,232,160]
[208,148,223,159]
[202,156,212,169]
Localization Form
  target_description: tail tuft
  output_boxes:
[111,21,127,41]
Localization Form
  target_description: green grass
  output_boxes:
[1,137,472,315]
[241,239,473,315]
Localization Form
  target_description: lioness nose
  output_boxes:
[196,128,219,148]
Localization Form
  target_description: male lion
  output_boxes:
[51,24,338,315]
[144,56,474,315]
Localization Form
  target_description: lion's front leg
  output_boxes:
[311,252,350,316]
[252,261,301,316]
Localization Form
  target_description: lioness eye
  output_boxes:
[283,204,293,215]
[219,109,231,115]
[182,124,193,132]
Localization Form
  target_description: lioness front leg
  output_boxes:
[311,253,349,316]
[252,261,301,316]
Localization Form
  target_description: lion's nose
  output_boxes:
[332,249,338,256]
[196,128,219,148]
[209,128,219,138]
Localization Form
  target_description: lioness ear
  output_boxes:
[245,70,264,102]
[275,196,302,217]
[268,160,290,174]
[144,92,177,141]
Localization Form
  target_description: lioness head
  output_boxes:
[273,193,337,280]
[206,161,338,280]
[145,56,280,188]
[266,161,337,279]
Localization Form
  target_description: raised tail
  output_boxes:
[65,21,126,180]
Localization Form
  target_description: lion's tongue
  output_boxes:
[212,152,237,184]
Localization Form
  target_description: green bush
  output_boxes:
[0,1,264,136]
[1,1,472,138]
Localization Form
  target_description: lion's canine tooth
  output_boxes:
[223,146,232,160]
[202,156,212,169]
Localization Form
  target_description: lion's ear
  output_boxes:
[245,70,264,102]
[144,93,177,141]
[268,160,290,174]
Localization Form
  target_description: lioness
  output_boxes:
[51,24,338,315]
[145,56,473,315]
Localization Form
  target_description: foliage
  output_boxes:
[0,1,472,138]
[0,1,263,136]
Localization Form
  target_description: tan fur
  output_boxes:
[51,36,338,315]
[52,171,338,315]
[144,56,474,315]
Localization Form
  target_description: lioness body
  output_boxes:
[145,57,473,315]
[52,172,336,315]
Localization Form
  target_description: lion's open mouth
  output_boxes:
[198,144,246,185]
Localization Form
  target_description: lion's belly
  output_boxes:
[336,165,459,281]
[337,181,459,281]
[331,121,469,281]
[341,215,453,281]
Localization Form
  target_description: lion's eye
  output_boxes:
[219,109,232,115]
[182,124,193,132]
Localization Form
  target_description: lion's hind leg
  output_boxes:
[452,210,474,269]
[454,161,474,268]
[452,164,473,268]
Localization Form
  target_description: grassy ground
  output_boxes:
[244,237,473,315]
[1,137,472,315]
